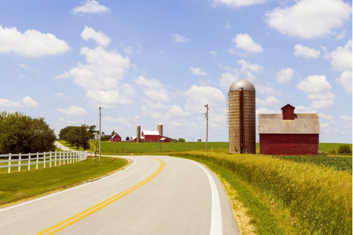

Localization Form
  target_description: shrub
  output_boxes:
[178,138,185,142]
[338,144,352,153]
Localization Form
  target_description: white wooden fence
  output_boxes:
[0,151,88,173]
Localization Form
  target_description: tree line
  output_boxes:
[59,125,96,150]
[0,111,56,154]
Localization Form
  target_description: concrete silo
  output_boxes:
[158,123,163,136]
[137,125,141,142]
[228,79,256,154]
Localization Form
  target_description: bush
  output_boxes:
[178,138,185,142]
[338,144,352,153]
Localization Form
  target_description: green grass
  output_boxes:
[173,152,352,235]
[0,157,128,206]
[57,140,86,151]
[319,143,352,153]
[271,155,352,173]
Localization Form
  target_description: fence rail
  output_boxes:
[0,151,88,173]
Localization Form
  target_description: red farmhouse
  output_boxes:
[258,104,320,155]
[111,132,121,142]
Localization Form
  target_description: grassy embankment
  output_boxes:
[172,152,352,235]
[0,157,128,207]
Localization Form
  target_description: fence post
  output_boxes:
[64,152,66,165]
[36,152,39,169]
[44,152,46,168]
[18,153,21,172]
[28,153,31,171]
[85,151,88,160]
[55,151,57,166]
[8,153,11,173]
[49,151,52,167]
[59,151,61,165]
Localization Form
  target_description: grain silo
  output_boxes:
[158,123,163,136]
[137,125,141,142]
[228,79,256,154]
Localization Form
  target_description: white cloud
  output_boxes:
[297,75,334,109]
[72,0,111,15]
[0,98,22,108]
[18,64,27,69]
[218,60,263,89]
[264,0,351,39]
[58,117,76,125]
[307,92,335,100]
[103,116,132,128]
[190,67,208,76]
[63,46,130,90]
[141,100,190,120]
[330,40,352,71]
[321,123,330,128]
[225,22,231,29]
[230,33,263,54]
[55,106,87,116]
[171,33,190,42]
[336,30,346,40]
[295,106,316,113]
[256,96,280,106]
[256,84,279,95]
[293,44,320,59]
[275,68,294,83]
[210,51,217,57]
[212,0,266,8]
[123,46,133,54]
[319,113,334,120]
[182,85,226,113]
[86,89,134,108]
[52,71,71,79]
[339,115,352,121]
[81,26,111,47]
[256,107,277,115]
[135,76,170,102]
[335,70,352,94]
[310,99,334,109]
[22,96,37,107]
[54,93,71,99]
[0,26,70,57]
[296,75,332,94]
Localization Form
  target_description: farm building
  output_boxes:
[110,132,122,142]
[258,104,320,155]
[142,129,173,142]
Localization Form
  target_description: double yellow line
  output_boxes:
[38,157,165,235]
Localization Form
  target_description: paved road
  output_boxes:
[54,141,74,151]
[0,156,239,235]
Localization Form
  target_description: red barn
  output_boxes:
[141,130,173,142]
[258,104,320,155]
[111,132,121,142]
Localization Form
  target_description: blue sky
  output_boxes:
[0,0,351,143]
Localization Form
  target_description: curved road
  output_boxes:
[0,156,239,235]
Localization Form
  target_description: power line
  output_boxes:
[0,75,66,108]
[0,56,86,106]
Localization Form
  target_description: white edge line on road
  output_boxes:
[0,157,136,213]
[188,160,223,235]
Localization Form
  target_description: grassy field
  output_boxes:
[89,141,351,155]
[173,152,352,235]
[0,157,128,206]
[57,140,86,151]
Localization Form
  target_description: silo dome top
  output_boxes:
[229,79,255,92]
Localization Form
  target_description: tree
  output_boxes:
[0,111,56,154]
[178,138,185,142]
[338,144,351,153]
[59,124,96,150]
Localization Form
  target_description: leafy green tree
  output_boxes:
[59,124,96,150]
[338,144,352,153]
[178,138,185,142]
[0,111,56,154]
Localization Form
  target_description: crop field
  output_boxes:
[173,151,352,234]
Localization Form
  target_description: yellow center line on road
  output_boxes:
[38,157,165,235]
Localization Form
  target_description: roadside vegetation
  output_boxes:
[172,152,352,235]
[0,157,128,207]
[59,125,96,150]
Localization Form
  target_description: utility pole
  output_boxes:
[99,107,102,162]
[205,104,209,152]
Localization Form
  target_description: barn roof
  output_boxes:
[142,130,160,136]
[111,133,121,138]
[258,113,320,134]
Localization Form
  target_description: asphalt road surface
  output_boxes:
[0,155,239,235]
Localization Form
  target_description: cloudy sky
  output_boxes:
[0,0,351,143]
